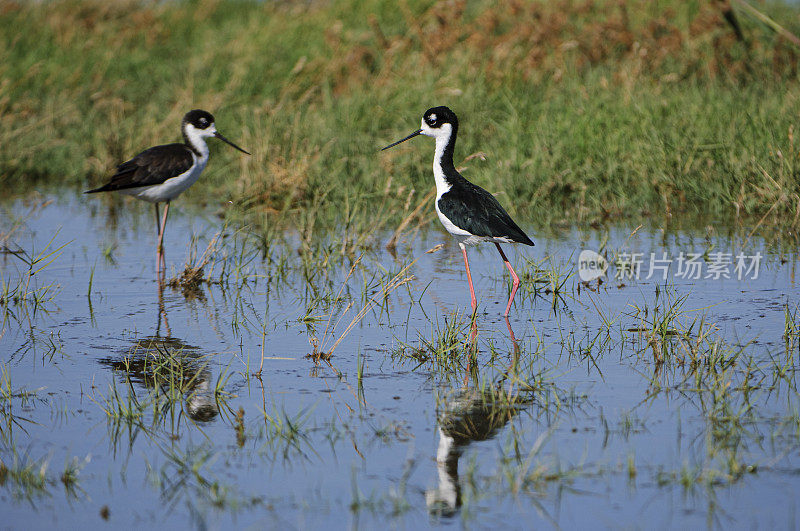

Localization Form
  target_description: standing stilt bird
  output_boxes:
[85,109,249,272]
[382,106,533,316]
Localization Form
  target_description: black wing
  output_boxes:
[85,143,194,193]
[438,181,534,246]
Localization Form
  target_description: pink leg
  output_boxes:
[157,201,170,273]
[495,243,520,317]
[154,204,162,273]
[460,243,477,314]
[154,203,162,236]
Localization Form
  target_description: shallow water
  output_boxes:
[1,194,799,529]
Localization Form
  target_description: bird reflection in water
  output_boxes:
[101,336,219,423]
[426,382,531,517]
[97,280,219,423]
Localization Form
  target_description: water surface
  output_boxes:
[1,194,799,529]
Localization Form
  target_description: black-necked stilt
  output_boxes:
[85,109,249,272]
[382,106,534,317]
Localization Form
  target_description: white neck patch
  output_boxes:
[184,123,215,159]
[429,123,453,199]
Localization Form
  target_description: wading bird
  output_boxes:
[86,109,249,272]
[382,106,533,316]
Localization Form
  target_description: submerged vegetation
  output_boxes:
[2,0,800,235]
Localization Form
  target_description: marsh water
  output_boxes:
[1,193,799,529]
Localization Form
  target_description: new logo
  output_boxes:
[578,250,608,282]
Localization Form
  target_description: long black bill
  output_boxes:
[380,129,422,151]
[215,131,251,155]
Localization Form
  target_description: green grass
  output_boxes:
[0,228,68,326]
[3,0,800,233]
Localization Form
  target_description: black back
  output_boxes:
[85,143,195,193]
[438,181,534,245]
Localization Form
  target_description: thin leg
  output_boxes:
[154,204,162,273]
[154,203,161,236]
[495,243,520,317]
[157,201,170,273]
[460,243,477,314]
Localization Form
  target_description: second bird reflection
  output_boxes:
[426,384,533,517]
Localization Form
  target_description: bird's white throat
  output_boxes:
[431,123,453,200]
[184,123,212,160]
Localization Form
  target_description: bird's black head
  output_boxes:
[183,109,215,131]
[181,109,250,155]
[381,105,459,151]
[422,106,458,132]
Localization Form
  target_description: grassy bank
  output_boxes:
[2,0,800,232]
